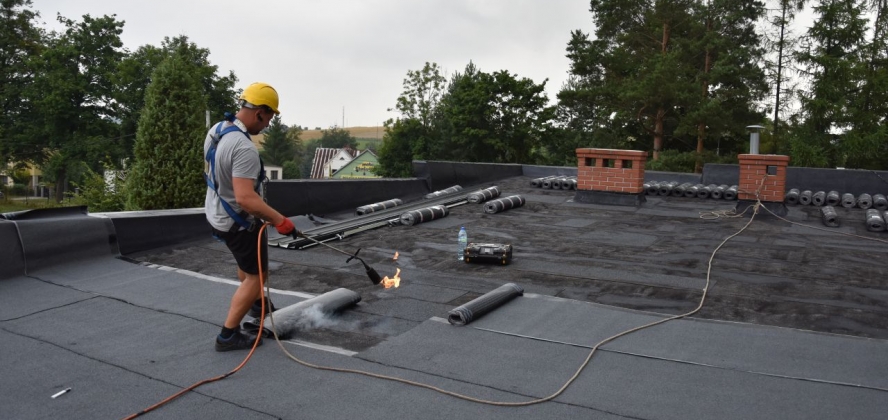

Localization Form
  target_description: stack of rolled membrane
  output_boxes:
[812,191,827,206]
[484,195,526,214]
[399,205,449,226]
[542,178,558,189]
[424,185,462,199]
[874,194,888,211]
[866,209,886,232]
[467,186,501,204]
[712,184,729,200]
[644,181,660,195]
[697,184,717,199]
[355,198,403,216]
[858,193,873,209]
[672,183,692,197]
[684,184,701,198]
[826,191,841,206]
[821,206,839,227]
[658,181,677,196]
[530,176,556,188]
[799,190,813,205]
[841,193,856,208]
[560,177,577,190]
[723,185,739,200]
[785,188,800,205]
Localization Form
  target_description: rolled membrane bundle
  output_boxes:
[355,198,403,216]
[697,184,715,199]
[265,288,361,339]
[873,194,888,211]
[799,190,814,205]
[448,283,524,326]
[785,189,800,205]
[672,183,692,197]
[424,185,463,199]
[644,181,660,195]
[530,176,556,188]
[551,177,567,189]
[826,191,841,207]
[542,178,558,189]
[866,209,886,232]
[658,181,678,196]
[399,205,449,226]
[561,177,577,190]
[467,186,501,204]
[821,206,839,227]
[724,185,739,201]
[841,193,856,208]
[857,193,873,209]
[484,195,526,214]
[684,184,701,198]
[812,191,827,206]
[712,185,729,200]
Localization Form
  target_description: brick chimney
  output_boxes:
[737,154,789,202]
[574,148,647,206]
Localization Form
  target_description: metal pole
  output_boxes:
[747,125,764,154]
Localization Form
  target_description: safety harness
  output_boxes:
[204,113,266,232]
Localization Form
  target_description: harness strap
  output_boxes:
[204,119,257,231]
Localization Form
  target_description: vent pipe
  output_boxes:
[747,125,765,155]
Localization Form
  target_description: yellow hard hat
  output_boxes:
[239,82,280,115]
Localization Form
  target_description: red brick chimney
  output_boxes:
[574,148,647,206]
[737,154,789,202]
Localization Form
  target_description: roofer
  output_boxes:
[204,82,298,351]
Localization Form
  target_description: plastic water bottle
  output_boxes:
[457,226,468,261]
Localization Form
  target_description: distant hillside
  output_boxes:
[300,126,384,141]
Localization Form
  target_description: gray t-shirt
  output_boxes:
[204,119,262,231]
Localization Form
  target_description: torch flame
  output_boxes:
[393,251,399,261]
[381,268,401,289]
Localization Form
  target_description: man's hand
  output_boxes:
[275,218,296,235]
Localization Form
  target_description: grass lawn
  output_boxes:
[0,197,56,213]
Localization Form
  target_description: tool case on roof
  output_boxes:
[463,243,513,265]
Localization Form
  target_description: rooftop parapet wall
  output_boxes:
[738,154,790,202]
[575,148,648,194]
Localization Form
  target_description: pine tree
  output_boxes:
[259,115,296,166]
[127,53,208,209]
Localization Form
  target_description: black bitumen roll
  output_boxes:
[866,209,886,232]
[483,195,526,214]
[267,288,362,339]
[658,181,677,196]
[356,199,403,216]
[467,186,501,204]
[697,185,714,199]
[672,183,692,197]
[800,190,814,205]
[551,178,564,189]
[874,194,888,211]
[684,184,701,198]
[821,206,839,227]
[785,189,800,205]
[826,191,841,207]
[424,185,463,199]
[712,184,728,200]
[530,176,556,188]
[841,193,856,208]
[724,185,739,201]
[812,191,827,206]
[400,205,449,226]
[560,177,577,190]
[542,178,557,189]
[447,283,524,326]
[644,181,660,195]
[857,193,873,209]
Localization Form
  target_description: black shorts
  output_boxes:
[214,227,268,275]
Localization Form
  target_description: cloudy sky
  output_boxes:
[31,0,594,129]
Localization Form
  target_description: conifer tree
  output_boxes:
[127,54,208,209]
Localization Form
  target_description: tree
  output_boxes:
[23,13,125,201]
[375,118,424,178]
[126,53,207,210]
[259,115,296,166]
[282,160,300,179]
[392,62,447,129]
[318,126,357,149]
[0,0,43,162]
[762,0,808,147]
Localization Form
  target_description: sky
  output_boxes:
[31,0,595,129]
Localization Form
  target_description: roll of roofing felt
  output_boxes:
[812,191,826,206]
[561,177,577,190]
[857,193,873,209]
[866,209,886,232]
[672,183,692,197]
[841,193,856,208]
[724,185,739,201]
[355,198,403,216]
[826,191,841,207]
[874,194,888,211]
[467,186,501,204]
[684,184,701,198]
[483,195,526,214]
[799,190,814,205]
[712,185,728,200]
[644,181,660,195]
[658,181,677,196]
[821,206,839,227]
[400,205,449,226]
[530,176,556,188]
[542,178,557,189]
[785,189,800,205]
[697,185,715,199]
[448,283,524,326]
[551,177,565,189]
[263,288,361,339]
[424,185,463,199]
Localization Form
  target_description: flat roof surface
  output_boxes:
[3,175,888,419]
